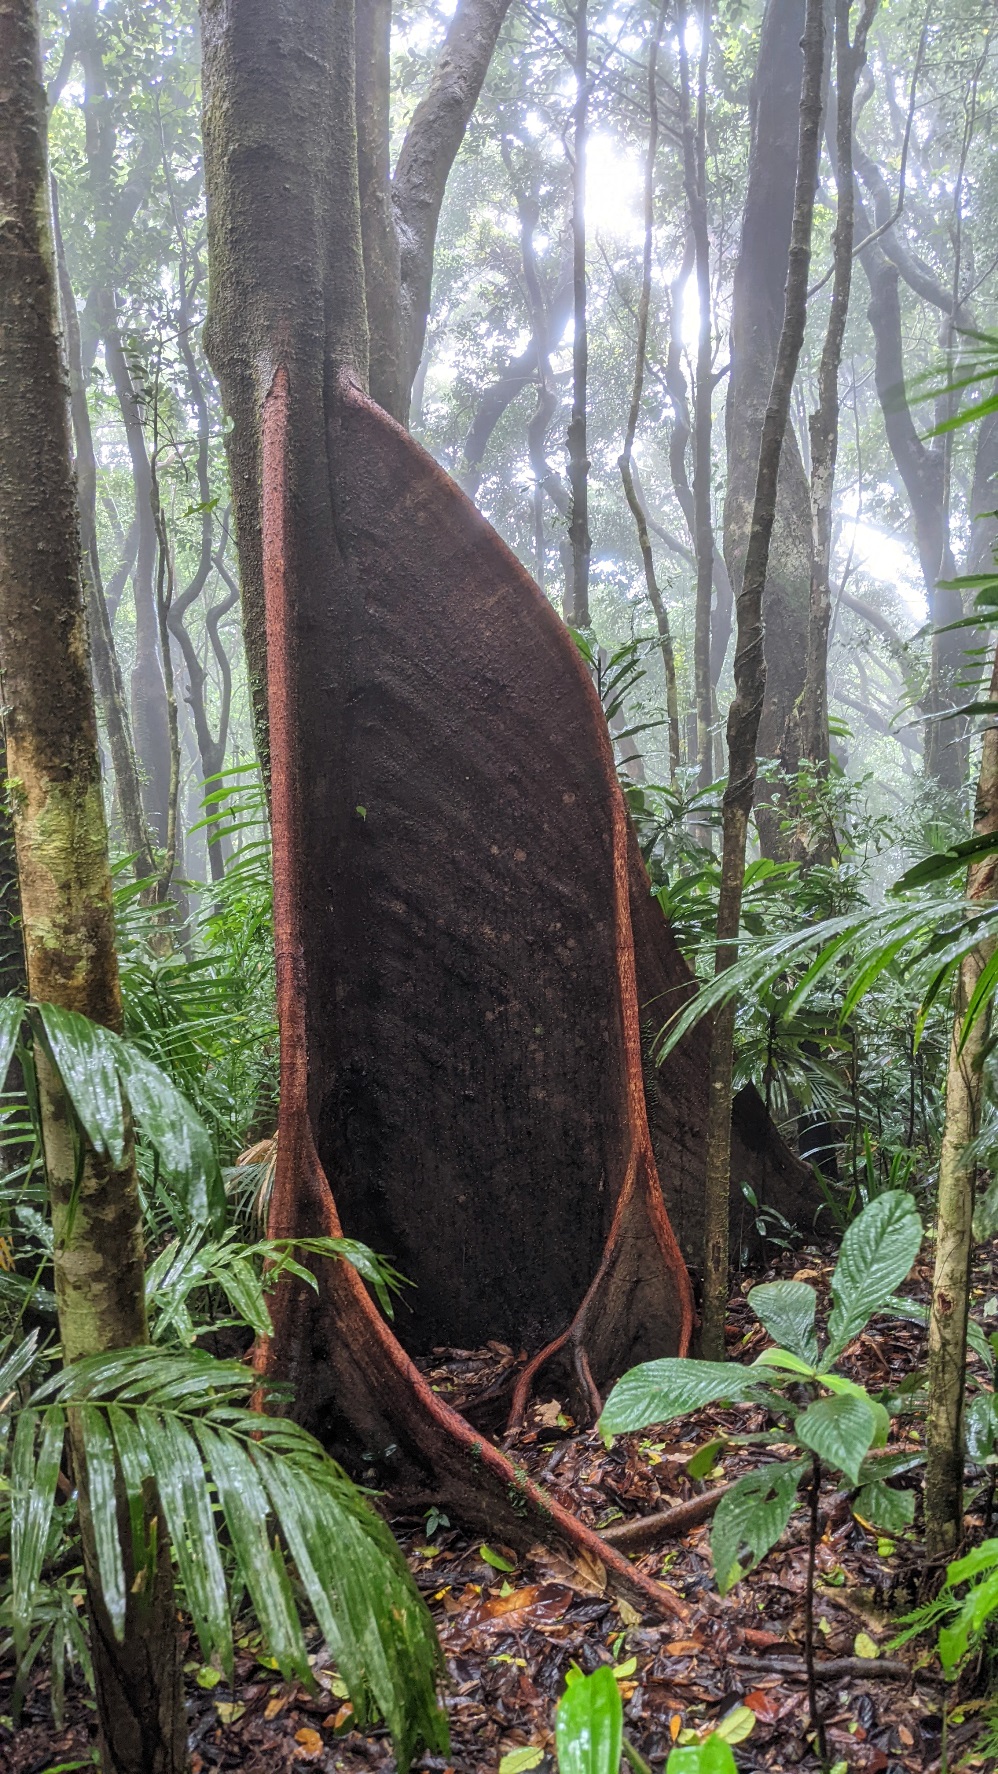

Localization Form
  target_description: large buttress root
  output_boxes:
[258,366,692,1616]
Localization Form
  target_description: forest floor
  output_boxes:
[5,1238,998,1774]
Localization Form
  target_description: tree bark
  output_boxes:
[925,636,998,1555]
[201,0,815,1605]
[723,0,815,855]
[618,3,680,779]
[702,0,825,1358]
[800,0,878,815]
[566,0,591,628]
[0,6,184,1765]
[357,0,515,424]
[50,179,157,884]
[679,0,716,795]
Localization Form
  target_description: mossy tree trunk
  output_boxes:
[0,5,184,1768]
[925,637,998,1556]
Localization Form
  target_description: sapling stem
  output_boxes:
[805,1452,828,1766]
[623,1735,654,1774]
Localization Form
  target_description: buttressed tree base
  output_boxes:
[200,0,815,1620]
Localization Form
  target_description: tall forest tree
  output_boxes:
[199,0,814,1593]
[0,3,184,1764]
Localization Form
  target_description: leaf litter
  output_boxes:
[4,1242,998,1772]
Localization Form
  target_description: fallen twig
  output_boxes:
[599,1487,729,1551]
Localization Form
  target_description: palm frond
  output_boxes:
[23,1346,447,1769]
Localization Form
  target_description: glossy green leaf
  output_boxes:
[196,1422,311,1686]
[893,831,998,892]
[600,1360,766,1437]
[556,1665,623,1774]
[11,1406,66,1659]
[824,1193,923,1364]
[137,1408,233,1676]
[0,994,25,1091]
[748,1281,818,1366]
[852,1480,915,1532]
[112,1036,226,1229]
[796,1393,877,1484]
[78,1404,128,1641]
[36,1004,126,1166]
[666,1734,738,1773]
[710,1460,806,1594]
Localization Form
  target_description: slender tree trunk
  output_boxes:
[925,638,998,1555]
[723,0,815,856]
[566,0,591,627]
[679,1,716,796]
[50,179,157,883]
[100,304,174,846]
[0,7,184,1766]
[800,0,877,834]
[618,2,680,779]
[701,0,825,1358]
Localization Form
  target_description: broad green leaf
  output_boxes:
[79,1404,127,1641]
[666,1734,738,1773]
[710,1461,806,1594]
[824,1193,923,1364]
[748,1282,818,1366]
[852,1481,915,1533]
[686,1437,726,1480]
[713,1706,756,1745]
[36,1004,125,1166]
[556,1665,622,1774]
[752,1348,814,1377]
[0,994,25,1092]
[11,1406,65,1659]
[796,1393,877,1484]
[600,1360,765,1437]
[480,1544,517,1572]
[111,1037,226,1230]
[500,1750,544,1774]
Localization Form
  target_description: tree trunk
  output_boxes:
[702,0,825,1358]
[679,0,716,796]
[800,0,878,830]
[201,0,816,1607]
[925,637,998,1555]
[723,0,815,856]
[566,0,591,628]
[618,3,680,780]
[51,179,157,884]
[357,0,515,425]
[0,7,184,1766]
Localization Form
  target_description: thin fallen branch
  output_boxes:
[599,1485,728,1551]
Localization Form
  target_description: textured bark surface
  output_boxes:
[723,0,814,839]
[925,636,998,1553]
[276,373,694,1367]
[0,5,183,1765]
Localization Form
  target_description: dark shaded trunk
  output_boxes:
[703,0,825,1356]
[0,6,183,1765]
[723,0,815,854]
